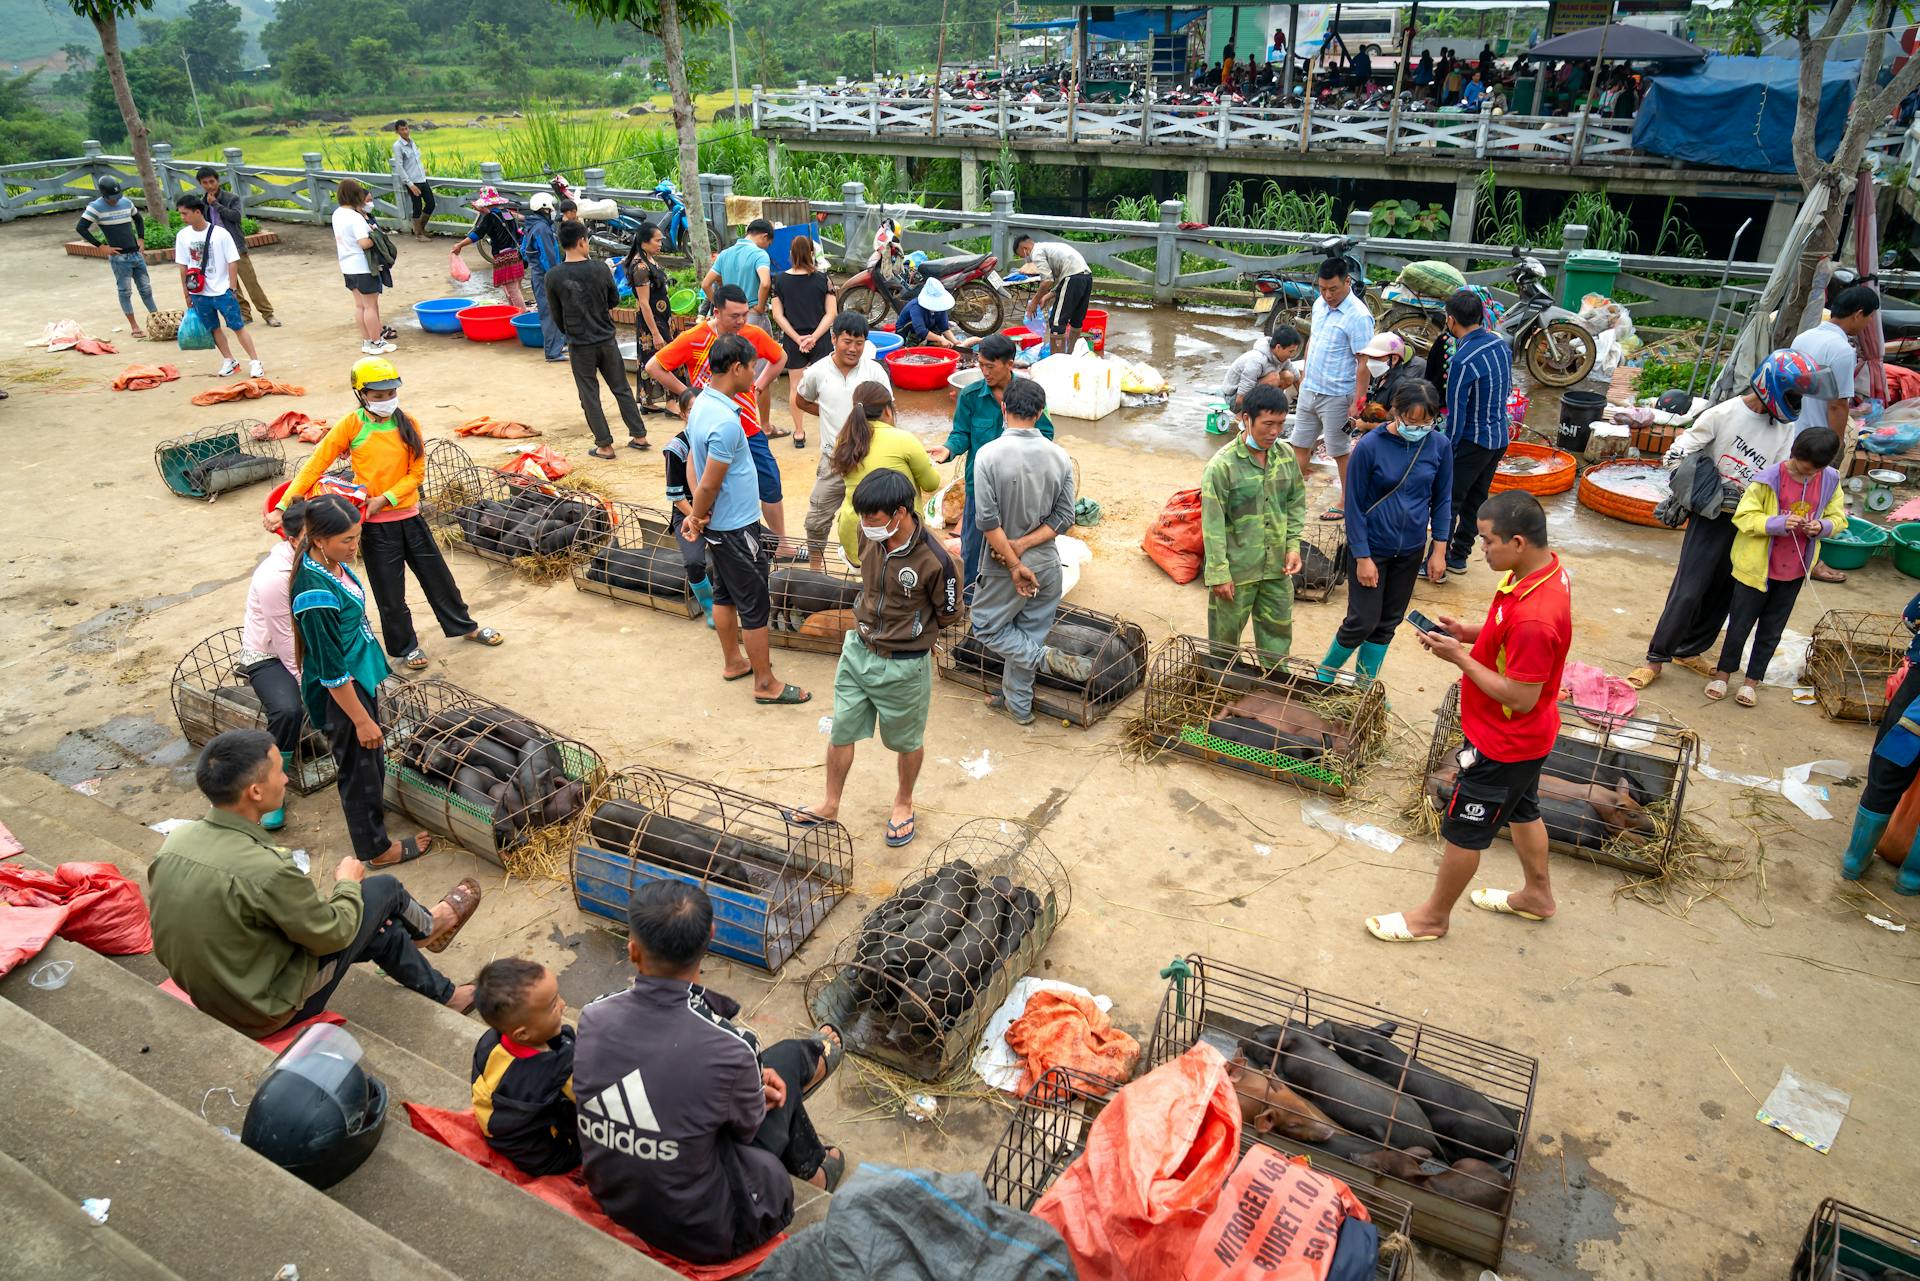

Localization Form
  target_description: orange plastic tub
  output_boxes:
[1489,441,1577,496]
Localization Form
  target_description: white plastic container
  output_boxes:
[1028,350,1122,421]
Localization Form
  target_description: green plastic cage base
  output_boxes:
[1176,723,1347,789]
[158,431,245,498]
[385,738,601,861]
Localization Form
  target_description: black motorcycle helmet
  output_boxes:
[1655,389,1692,416]
[97,175,122,197]
[241,1025,389,1190]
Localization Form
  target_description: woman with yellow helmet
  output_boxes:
[269,356,502,670]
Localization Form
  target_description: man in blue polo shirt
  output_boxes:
[929,333,1055,601]
[1439,290,1513,576]
[1293,257,1374,518]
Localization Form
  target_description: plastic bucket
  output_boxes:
[510,312,545,348]
[1820,516,1888,571]
[868,331,904,358]
[1560,388,1606,428]
[413,297,475,335]
[669,288,698,315]
[1891,522,1920,578]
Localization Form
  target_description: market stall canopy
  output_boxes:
[1522,22,1707,62]
[1631,55,1860,174]
[1010,7,1208,39]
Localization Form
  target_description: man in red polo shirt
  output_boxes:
[1367,490,1572,943]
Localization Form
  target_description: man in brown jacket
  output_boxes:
[788,469,958,848]
[147,730,480,1035]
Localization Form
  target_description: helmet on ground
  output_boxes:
[1750,349,1819,423]
[350,355,402,393]
[97,175,122,197]
[529,192,556,214]
[1655,388,1692,416]
[241,1025,389,1190]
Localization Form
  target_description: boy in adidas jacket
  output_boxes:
[574,881,843,1265]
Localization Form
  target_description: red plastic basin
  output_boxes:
[1001,326,1046,350]
[885,345,963,391]
[458,304,525,342]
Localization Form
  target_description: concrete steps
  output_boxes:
[1,939,671,1280]
[0,999,457,1281]
[0,1153,186,1281]
[0,765,165,871]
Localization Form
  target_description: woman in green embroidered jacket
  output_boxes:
[290,495,434,867]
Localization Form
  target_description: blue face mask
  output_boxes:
[1397,423,1433,443]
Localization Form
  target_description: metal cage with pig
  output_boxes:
[571,765,853,972]
[1792,1198,1920,1280]
[571,500,703,619]
[937,602,1149,727]
[170,626,342,795]
[1290,517,1349,603]
[155,420,287,500]
[426,463,615,572]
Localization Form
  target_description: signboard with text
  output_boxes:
[1551,0,1614,35]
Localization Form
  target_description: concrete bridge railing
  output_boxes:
[755,86,1909,175]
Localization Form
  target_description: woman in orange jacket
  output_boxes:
[268,356,502,669]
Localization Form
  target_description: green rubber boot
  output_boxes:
[1355,642,1391,679]
[691,576,715,628]
[1900,830,1920,896]
[262,750,293,831]
[1841,806,1891,881]
[1317,641,1355,682]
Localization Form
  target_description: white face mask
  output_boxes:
[364,396,399,417]
[860,518,899,542]
[1367,358,1390,379]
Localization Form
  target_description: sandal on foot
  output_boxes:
[885,814,916,848]
[1673,654,1717,678]
[1625,665,1660,690]
[627,436,651,451]
[722,669,755,682]
[402,646,431,671]
[1704,678,1727,701]
[588,446,617,460]
[816,1146,846,1192]
[424,878,483,953]
[755,683,812,706]
[1320,509,1345,521]
[792,433,807,449]
[466,627,504,647]
[803,1024,843,1101]
[764,425,793,440]
[1365,911,1440,943]
[1469,887,1546,921]
[370,833,434,867]
[1735,683,1758,708]
[781,806,828,828]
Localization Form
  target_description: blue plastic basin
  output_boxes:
[510,312,545,348]
[414,297,475,335]
[868,331,904,357]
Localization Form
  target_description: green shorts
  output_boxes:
[830,633,933,752]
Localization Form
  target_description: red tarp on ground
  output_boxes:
[113,363,180,391]
[190,378,307,406]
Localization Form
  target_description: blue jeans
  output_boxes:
[109,252,155,313]
[190,291,246,331]
[970,560,1064,720]
[528,266,566,360]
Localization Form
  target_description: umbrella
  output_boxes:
[1524,23,1707,63]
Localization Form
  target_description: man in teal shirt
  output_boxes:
[929,333,1055,600]
[704,218,774,328]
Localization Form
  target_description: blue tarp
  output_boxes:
[1010,8,1207,41]
[1631,54,1860,174]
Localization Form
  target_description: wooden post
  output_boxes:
[933,0,951,139]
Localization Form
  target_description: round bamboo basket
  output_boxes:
[1577,460,1676,528]
[1489,441,1577,496]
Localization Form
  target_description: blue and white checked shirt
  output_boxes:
[1445,326,1514,452]
[1302,291,1375,397]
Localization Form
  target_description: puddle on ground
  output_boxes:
[1503,1130,1628,1280]
[66,576,248,654]
[26,715,193,784]
[550,924,639,1008]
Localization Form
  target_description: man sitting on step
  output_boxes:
[147,730,482,1038]
[574,880,845,1265]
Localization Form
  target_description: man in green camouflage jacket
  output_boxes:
[1201,384,1306,660]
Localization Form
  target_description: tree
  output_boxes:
[262,0,408,63]
[347,36,400,83]
[475,21,534,98]
[1754,0,1920,345]
[89,45,192,140]
[553,0,731,269]
[0,72,86,166]
[66,0,164,224]
[280,39,342,97]
[179,0,244,83]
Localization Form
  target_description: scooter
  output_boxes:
[1250,235,1368,338]
[838,250,1014,337]
[1499,249,1596,388]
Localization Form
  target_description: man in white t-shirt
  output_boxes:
[792,313,890,569]
[174,192,263,378]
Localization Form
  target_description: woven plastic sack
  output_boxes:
[1185,1146,1372,1281]
[1031,1041,1242,1281]
[1395,260,1468,300]
[0,861,153,976]
[177,307,214,351]
[1142,488,1205,584]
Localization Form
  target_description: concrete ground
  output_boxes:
[3,217,1916,1279]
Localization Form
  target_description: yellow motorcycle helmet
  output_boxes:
[350,355,401,394]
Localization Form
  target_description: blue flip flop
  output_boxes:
[781,806,827,828]
[884,815,916,847]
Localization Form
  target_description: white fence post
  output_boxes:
[1475,104,1491,161]
[1346,209,1372,276]
[840,181,868,267]
[222,146,245,217]
[871,86,881,138]
[1218,105,1231,151]
[989,188,1015,269]
[1155,198,1182,300]
[751,85,763,130]
[999,90,1009,138]
[808,90,820,133]
[302,152,325,223]
[151,142,176,206]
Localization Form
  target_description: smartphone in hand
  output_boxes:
[1405,610,1445,635]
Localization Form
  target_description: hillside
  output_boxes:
[5,0,274,68]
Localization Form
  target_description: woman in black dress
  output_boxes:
[769,234,836,448]
[624,221,673,412]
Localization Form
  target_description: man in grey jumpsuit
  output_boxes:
[969,379,1094,725]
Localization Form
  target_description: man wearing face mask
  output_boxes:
[787,469,959,848]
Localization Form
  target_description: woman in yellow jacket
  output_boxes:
[1708,426,1846,707]
[829,380,942,563]
[267,357,502,670]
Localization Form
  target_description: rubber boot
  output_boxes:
[691,576,715,628]
[1355,642,1391,679]
[1317,641,1355,682]
[1900,830,1920,896]
[1841,806,1891,880]
[412,214,429,240]
[262,751,293,831]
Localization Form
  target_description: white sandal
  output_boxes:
[1704,678,1727,701]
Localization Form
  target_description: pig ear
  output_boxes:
[1252,1108,1279,1133]
[1371,1020,1399,1037]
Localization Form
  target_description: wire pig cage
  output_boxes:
[571,500,704,619]
[1143,954,1538,1268]
[170,626,338,795]
[1291,517,1349,603]
[937,602,1149,727]
[1792,1198,1920,1280]
[1806,609,1911,725]
[155,420,287,501]
[571,766,853,972]
[767,542,865,654]
[806,818,1071,1081]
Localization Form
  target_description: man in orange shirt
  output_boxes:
[647,284,792,547]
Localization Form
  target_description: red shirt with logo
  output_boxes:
[654,320,783,437]
[1460,553,1572,762]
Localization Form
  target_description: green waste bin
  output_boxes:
[1559,249,1621,309]
[1510,76,1536,116]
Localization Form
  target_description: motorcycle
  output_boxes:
[839,251,1014,337]
[1498,249,1596,388]
[1250,235,1368,338]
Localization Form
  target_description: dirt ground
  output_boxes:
[5,217,1918,1280]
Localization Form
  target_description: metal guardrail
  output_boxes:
[754,86,1910,175]
[9,143,1916,319]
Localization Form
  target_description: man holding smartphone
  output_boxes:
[1367,490,1571,943]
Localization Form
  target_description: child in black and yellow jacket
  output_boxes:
[471,958,579,1176]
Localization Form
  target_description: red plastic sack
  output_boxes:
[1184,1147,1369,1281]
[0,861,153,976]
[449,250,472,283]
[1032,1041,1243,1281]
[1143,488,1205,584]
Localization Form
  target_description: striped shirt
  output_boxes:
[78,196,145,253]
[1302,291,1374,397]
[1444,326,1514,452]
